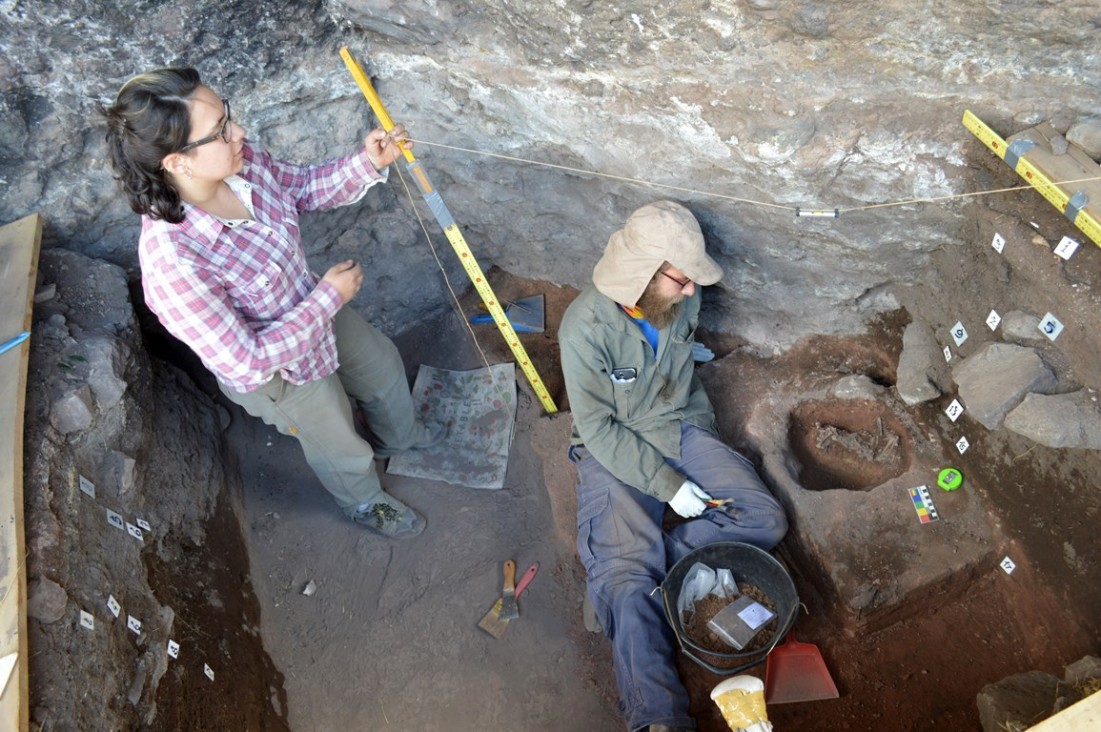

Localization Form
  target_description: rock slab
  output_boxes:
[953,343,1056,430]
[1004,390,1101,450]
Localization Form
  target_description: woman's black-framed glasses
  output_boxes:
[179,99,232,152]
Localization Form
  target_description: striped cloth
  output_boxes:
[139,142,386,392]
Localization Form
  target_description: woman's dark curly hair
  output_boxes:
[99,68,202,223]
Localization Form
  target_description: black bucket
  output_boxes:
[659,541,798,676]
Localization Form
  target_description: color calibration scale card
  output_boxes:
[908,485,940,524]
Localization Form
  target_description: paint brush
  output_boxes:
[477,563,538,638]
[497,559,519,620]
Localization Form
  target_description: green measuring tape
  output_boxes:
[340,46,558,414]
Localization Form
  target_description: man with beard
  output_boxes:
[558,201,789,732]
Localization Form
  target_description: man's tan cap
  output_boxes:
[592,200,723,307]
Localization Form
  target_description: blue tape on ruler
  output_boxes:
[1065,191,1089,223]
[1004,138,1035,169]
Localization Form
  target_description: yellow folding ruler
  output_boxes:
[340,47,557,414]
[962,109,1101,248]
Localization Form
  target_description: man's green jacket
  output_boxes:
[559,286,717,502]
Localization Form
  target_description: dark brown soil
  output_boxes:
[146,489,289,732]
[683,584,780,656]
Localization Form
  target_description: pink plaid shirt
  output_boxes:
[139,142,386,392]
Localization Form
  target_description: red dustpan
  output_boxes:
[764,629,839,704]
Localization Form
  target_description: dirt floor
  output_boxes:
[210,261,1099,731]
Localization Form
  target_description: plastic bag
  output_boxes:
[677,562,740,621]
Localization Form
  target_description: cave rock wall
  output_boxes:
[1,0,1099,348]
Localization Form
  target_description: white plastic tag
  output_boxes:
[106,509,124,530]
[1053,236,1079,260]
[79,475,96,498]
[1038,313,1064,341]
[950,322,968,347]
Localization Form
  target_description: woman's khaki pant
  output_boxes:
[219,307,419,516]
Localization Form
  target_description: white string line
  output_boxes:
[390,162,514,403]
[404,138,792,211]
[404,137,1101,215]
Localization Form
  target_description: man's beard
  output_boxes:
[636,287,683,330]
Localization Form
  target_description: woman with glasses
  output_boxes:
[101,67,438,540]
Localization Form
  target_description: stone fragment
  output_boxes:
[27,577,68,624]
[1004,390,1101,449]
[1066,122,1101,158]
[829,374,884,401]
[34,283,56,303]
[107,450,138,495]
[85,335,130,411]
[953,343,1056,430]
[1000,311,1044,342]
[1064,655,1101,685]
[50,385,95,434]
[896,321,942,405]
[977,671,1080,732]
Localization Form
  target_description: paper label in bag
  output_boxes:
[738,601,774,630]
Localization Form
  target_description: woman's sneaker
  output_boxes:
[352,496,426,539]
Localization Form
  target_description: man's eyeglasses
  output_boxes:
[178,99,232,152]
[659,270,692,289]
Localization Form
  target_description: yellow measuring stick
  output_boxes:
[339,46,558,414]
[962,109,1101,248]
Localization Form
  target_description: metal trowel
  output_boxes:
[469,294,545,333]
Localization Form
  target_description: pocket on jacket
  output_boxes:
[611,381,635,419]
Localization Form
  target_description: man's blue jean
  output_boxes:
[570,422,788,732]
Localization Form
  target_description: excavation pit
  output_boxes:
[788,399,912,492]
[742,374,997,630]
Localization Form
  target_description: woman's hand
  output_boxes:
[322,260,364,304]
[364,123,412,170]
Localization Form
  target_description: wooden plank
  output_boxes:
[1028,689,1101,731]
[1006,124,1101,248]
[0,213,42,732]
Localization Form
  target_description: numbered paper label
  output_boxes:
[80,610,95,630]
[204,663,215,681]
[986,310,1001,331]
[950,321,968,347]
[991,233,1005,253]
[946,399,965,422]
[79,475,96,498]
[106,509,125,530]
[1038,313,1064,341]
[1000,556,1016,575]
[943,346,952,363]
[956,436,970,454]
[127,615,142,635]
[167,640,180,659]
[107,595,121,618]
[136,518,152,531]
[126,523,144,542]
[1053,236,1079,260]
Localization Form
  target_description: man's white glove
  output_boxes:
[691,341,715,362]
[669,480,713,518]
